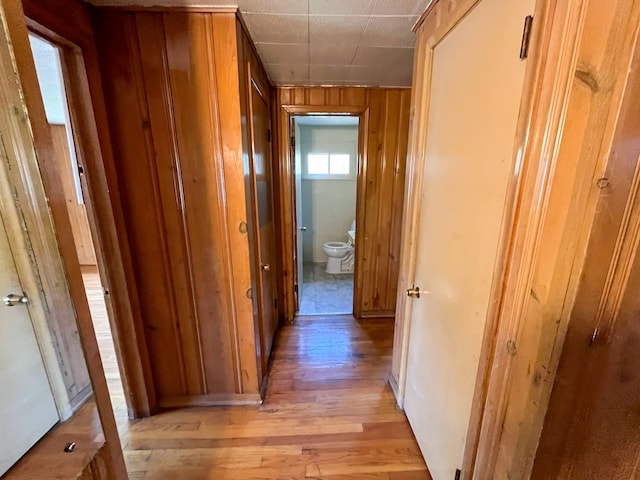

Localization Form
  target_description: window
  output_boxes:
[305,153,353,178]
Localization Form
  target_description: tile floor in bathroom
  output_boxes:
[298,262,354,315]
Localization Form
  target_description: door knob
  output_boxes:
[406,286,420,299]
[261,264,271,272]
[3,293,29,306]
[299,226,308,231]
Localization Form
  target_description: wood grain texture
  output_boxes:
[4,402,114,480]
[119,316,431,480]
[49,124,97,265]
[94,9,268,403]
[237,18,279,388]
[470,0,640,478]
[2,0,127,476]
[274,87,411,322]
[532,7,640,477]
[24,0,157,418]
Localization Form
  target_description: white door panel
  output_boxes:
[404,0,534,478]
[0,212,58,476]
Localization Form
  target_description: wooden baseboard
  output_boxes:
[157,394,262,409]
[359,311,395,318]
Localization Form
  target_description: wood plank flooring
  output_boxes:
[83,269,430,479]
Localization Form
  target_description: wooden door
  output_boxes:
[532,31,640,479]
[0,211,59,476]
[250,81,277,370]
[403,0,534,478]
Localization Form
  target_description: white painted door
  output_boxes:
[403,0,534,478]
[0,211,58,476]
[294,118,304,307]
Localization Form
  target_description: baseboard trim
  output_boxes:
[359,311,395,318]
[158,394,262,408]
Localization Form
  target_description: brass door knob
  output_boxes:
[406,286,420,299]
[261,264,271,272]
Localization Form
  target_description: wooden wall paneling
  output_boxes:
[467,0,640,477]
[532,3,640,477]
[163,12,237,395]
[2,0,127,476]
[274,87,410,321]
[94,10,188,398]
[96,9,265,403]
[274,88,297,322]
[209,13,260,394]
[355,90,383,317]
[134,12,204,397]
[25,0,156,417]
[49,124,97,265]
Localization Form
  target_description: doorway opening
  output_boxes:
[292,115,359,316]
[29,33,126,424]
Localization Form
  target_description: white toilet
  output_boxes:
[323,220,355,274]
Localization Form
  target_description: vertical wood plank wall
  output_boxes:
[49,124,97,266]
[275,87,411,320]
[94,10,264,403]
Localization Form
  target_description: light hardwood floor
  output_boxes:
[83,269,430,479]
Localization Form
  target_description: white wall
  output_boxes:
[300,125,357,262]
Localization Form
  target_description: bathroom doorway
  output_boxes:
[292,115,358,315]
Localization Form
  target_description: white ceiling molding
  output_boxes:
[87,0,435,87]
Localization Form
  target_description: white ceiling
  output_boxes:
[87,0,434,87]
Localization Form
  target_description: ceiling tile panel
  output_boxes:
[347,65,389,84]
[309,0,375,15]
[352,46,414,67]
[309,64,351,83]
[256,43,309,65]
[266,64,309,83]
[360,16,417,47]
[242,13,308,44]
[238,0,308,14]
[371,0,431,16]
[310,44,357,65]
[309,15,369,46]
[385,63,414,86]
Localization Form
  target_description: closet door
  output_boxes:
[402,0,534,478]
[249,80,277,375]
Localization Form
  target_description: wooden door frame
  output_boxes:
[276,105,368,321]
[20,2,156,417]
[1,0,127,476]
[392,0,590,478]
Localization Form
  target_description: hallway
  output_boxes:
[110,314,429,479]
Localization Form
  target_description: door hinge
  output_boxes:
[78,164,85,176]
[454,468,461,480]
[290,136,295,148]
[520,15,533,60]
[294,283,298,294]
[267,128,271,143]
[273,298,278,310]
